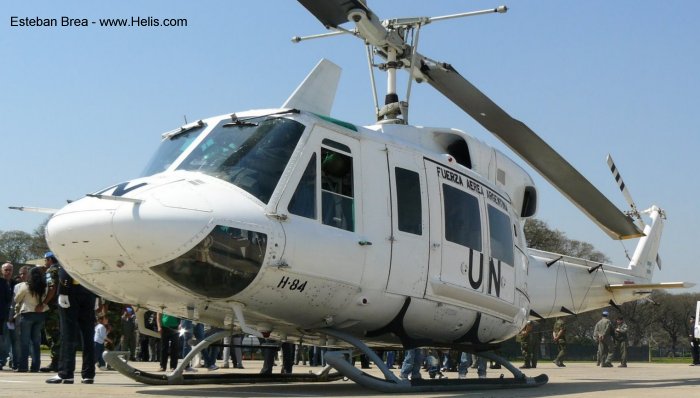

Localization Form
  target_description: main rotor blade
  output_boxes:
[297,0,371,28]
[418,58,643,240]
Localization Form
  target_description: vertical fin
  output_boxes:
[629,206,664,278]
[282,59,341,116]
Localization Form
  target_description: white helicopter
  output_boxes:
[14,0,691,393]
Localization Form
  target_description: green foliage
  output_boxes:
[0,230,35,263]
[524,218,609,262]
[0,220,49,264]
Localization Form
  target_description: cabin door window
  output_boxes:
[276,127,365,286]
[321,142,354,232]
[386,149,429,298]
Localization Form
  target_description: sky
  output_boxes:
[2,1,699,290]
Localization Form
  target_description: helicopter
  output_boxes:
[12,0,692,393]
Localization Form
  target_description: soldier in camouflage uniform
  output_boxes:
[552,317,567,367]
[593,310,614,368]
[613,317,628,367]
[518,321,534,368]
[40,252,60,373]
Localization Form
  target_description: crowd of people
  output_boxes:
[2,254,699,386]
[0,253,363,383]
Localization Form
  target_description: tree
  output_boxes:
[615,298,654,347]
[524,218,609,263]
[628,291,700,356]
[29,221,50,258]
[523,219,566,254]
[0,230,35,263]
[0,219,49,263]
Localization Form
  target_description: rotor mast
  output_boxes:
[293,4,508,124]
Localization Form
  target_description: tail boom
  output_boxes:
[524,205,686,319]
[526,250,654,319]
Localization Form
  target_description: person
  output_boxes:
[94,315,112,370]
[0,262,16,370]
[201,325,222,371]
[221,333,233,368]
[552,317,567,367]
[399,348,424,380]
[518,321,534,369]
[425,350,446,379]
[593,310,614,368]
[689,316,700,366]
[120,306,137,361]
[138,310,159,362]
[259,339,279,375]
[294,341,307,367]
[613,316,628,367]
[156,312,180,371]
[14,266,49,372]
[46,257,98,384]
[310,345,326,367]
[40,252,60,373]
[440,350,456,372]
[9,265,31,370]
[457,352,486,379]
[385,350,396,369]
[222,332,245,369]
[351,353,371,369]
[280,341,295,374]
[530,320,541,368]
[180,320,203,370]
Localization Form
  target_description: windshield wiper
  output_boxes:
[223,113,259,128]
[163,119,206,139]
[223,109,301,128]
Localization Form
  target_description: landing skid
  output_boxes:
[104,328,547,391]
[321,328,548,393]
[103,329,343,385]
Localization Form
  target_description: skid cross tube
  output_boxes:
[320,328,548,392]
[104,329,343,385]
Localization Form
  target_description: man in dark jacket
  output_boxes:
[0,262,16,370]
[46,262,97,384]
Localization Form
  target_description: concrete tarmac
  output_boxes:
[1,357,699,398]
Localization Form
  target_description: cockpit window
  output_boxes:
[141,126,204,177]
[288,153,317,219]
[177,117,305,204]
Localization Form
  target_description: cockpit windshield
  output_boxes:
[176,117,305,204]
[141,124,205,177]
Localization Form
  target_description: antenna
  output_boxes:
[292,5,508,124]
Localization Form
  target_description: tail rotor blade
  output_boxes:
[606,154,643,229]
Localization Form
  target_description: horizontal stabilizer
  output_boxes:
[606,282,695,291]
[8,206,57,214]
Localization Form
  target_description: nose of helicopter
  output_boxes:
[45,174,279,303]
[45,176,215,277]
